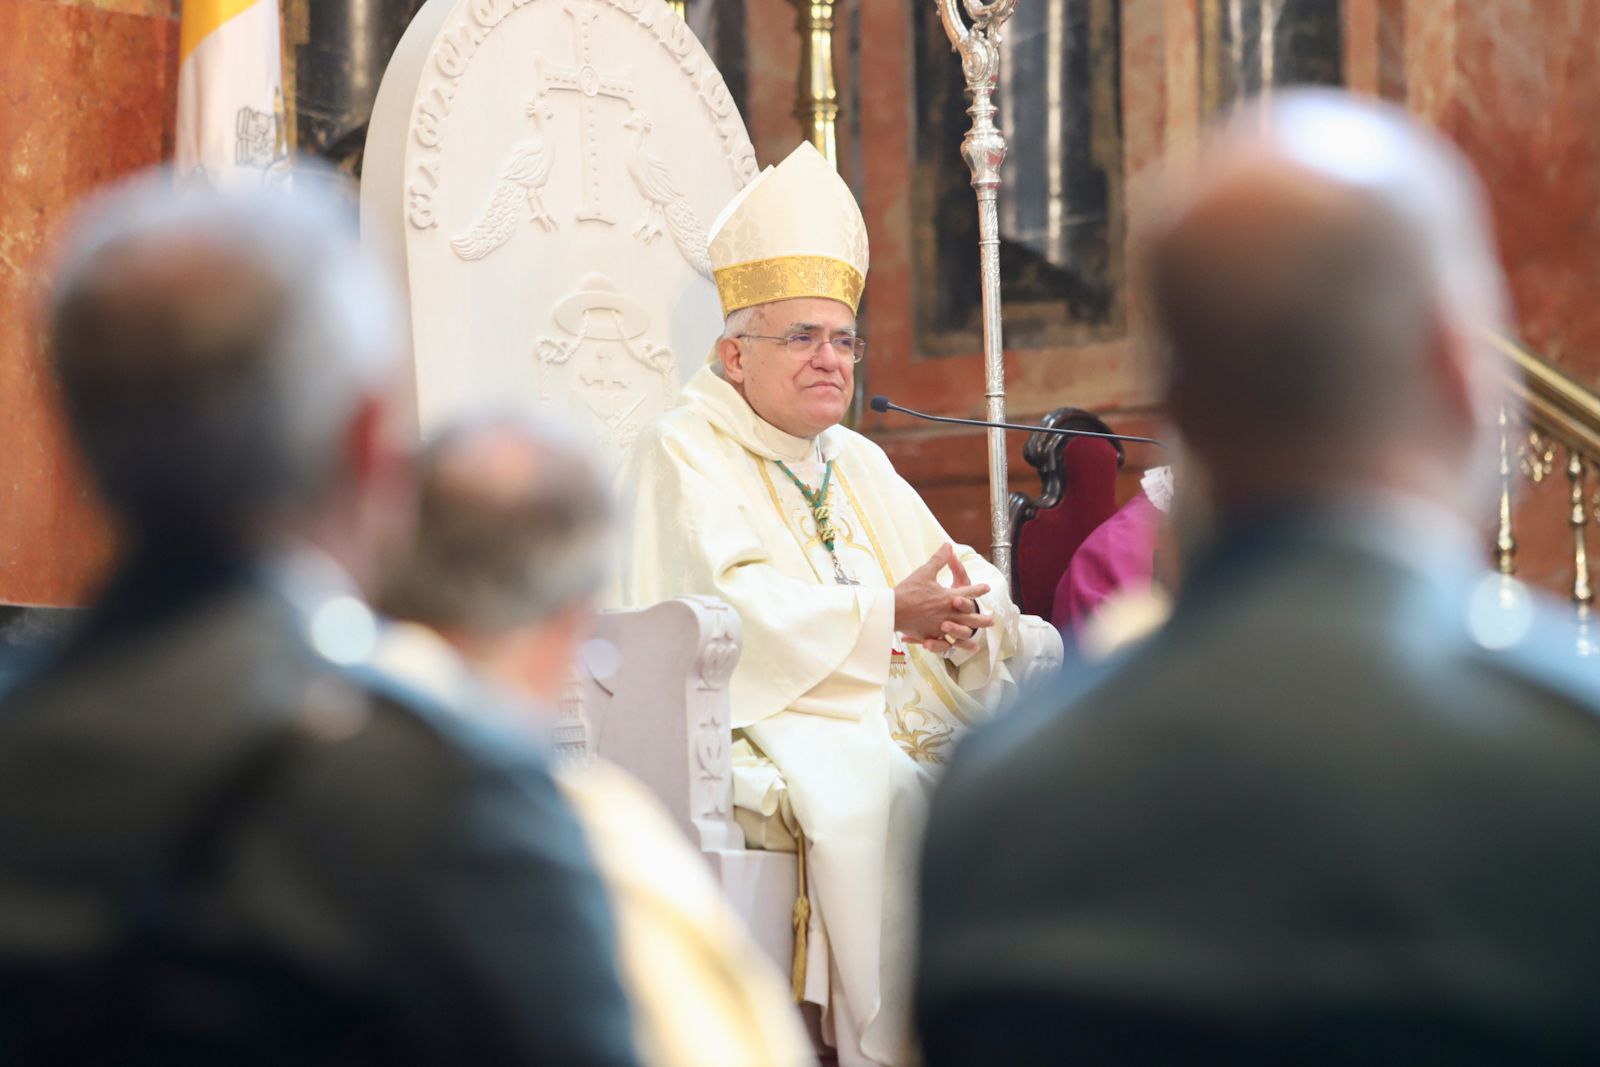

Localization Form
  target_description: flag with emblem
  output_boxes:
[175,0,289,187]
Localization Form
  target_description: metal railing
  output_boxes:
[1492,334,1600,635]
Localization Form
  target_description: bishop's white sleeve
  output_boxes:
[944,593,1020,706]
[789,588,897,720]
[931,536,1020,707]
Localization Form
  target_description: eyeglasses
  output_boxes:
[738,332,866,364]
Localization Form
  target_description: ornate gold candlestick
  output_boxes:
[792,0,840,164]
[936,0,1017,577]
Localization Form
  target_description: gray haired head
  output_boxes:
[1149,88,1509,511]
[378,413,615,635]
[48,171,403,547]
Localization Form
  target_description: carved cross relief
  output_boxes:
[449,0,715,276]
[536,0,636,224]
[389,0,759,452]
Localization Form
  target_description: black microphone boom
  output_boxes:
[869,395,1164,448]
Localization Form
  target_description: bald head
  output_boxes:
[379,415,614,638]
[49,174,402,547]
[1151,90,1509,513]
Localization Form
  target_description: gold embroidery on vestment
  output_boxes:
[834,467,895,586]
[888,702,954,764]
[909,652,976,728]
[754,455,832,585]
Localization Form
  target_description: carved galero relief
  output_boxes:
[533,272,675,450]
[399,0,757,456]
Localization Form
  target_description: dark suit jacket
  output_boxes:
[918,507,1600,1065]
[0,549,639,1066]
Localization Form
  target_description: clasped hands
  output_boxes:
[893,543,994,654]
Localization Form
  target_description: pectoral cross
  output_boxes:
[536,0,635,224]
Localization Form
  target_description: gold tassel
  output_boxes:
[790,827,810,1003]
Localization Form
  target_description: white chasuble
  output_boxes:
[615,366,1021,1067]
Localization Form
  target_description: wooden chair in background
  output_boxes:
[1008,409,1128,620]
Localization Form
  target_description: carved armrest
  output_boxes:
[578,596,744,853]
[1012,612,1064,693]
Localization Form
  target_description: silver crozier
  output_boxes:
[935,0,1017,578]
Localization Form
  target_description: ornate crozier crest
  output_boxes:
[366,0,758,457]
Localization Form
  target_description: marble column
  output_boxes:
[0,0,181,607]
[1342,0,1600,594]
[742,0,804,166]
[287,0,426,174]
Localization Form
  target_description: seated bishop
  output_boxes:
[615,142,1023,1067]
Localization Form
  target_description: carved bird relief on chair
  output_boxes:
[623,110,714,279]
[451,104,558,261]
[448,1,716,276]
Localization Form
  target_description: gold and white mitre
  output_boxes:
[707,142,870,316]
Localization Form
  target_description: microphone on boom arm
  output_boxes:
[868,395,1165,448]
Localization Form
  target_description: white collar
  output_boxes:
[267,544,380,667]
[1141,466,1175,514]
[680,365,844,464]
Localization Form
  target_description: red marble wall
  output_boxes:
[1440,0,1600,598]
[1348,0,1600,387]
[742,0,803,168]
[0,0,180,606]
[1345,0,1600,597]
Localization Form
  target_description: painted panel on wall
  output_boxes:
[1199,0,1343,112]
[910,0,1125,357]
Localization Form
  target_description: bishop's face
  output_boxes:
[720,297,858,439]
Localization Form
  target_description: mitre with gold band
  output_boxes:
[707,141,871,317]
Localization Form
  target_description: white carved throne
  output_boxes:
[574,597,802,967]
[362,0,1065,979]
[568,598,1064,974]
[362,0,753,444]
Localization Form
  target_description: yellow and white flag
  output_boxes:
[175,0,289,187]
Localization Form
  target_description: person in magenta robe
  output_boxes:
[1052,466,1173,634]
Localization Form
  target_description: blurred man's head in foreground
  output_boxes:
[379,414,615,706]
[1149,89,1510,520]
[48,173,411,583]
